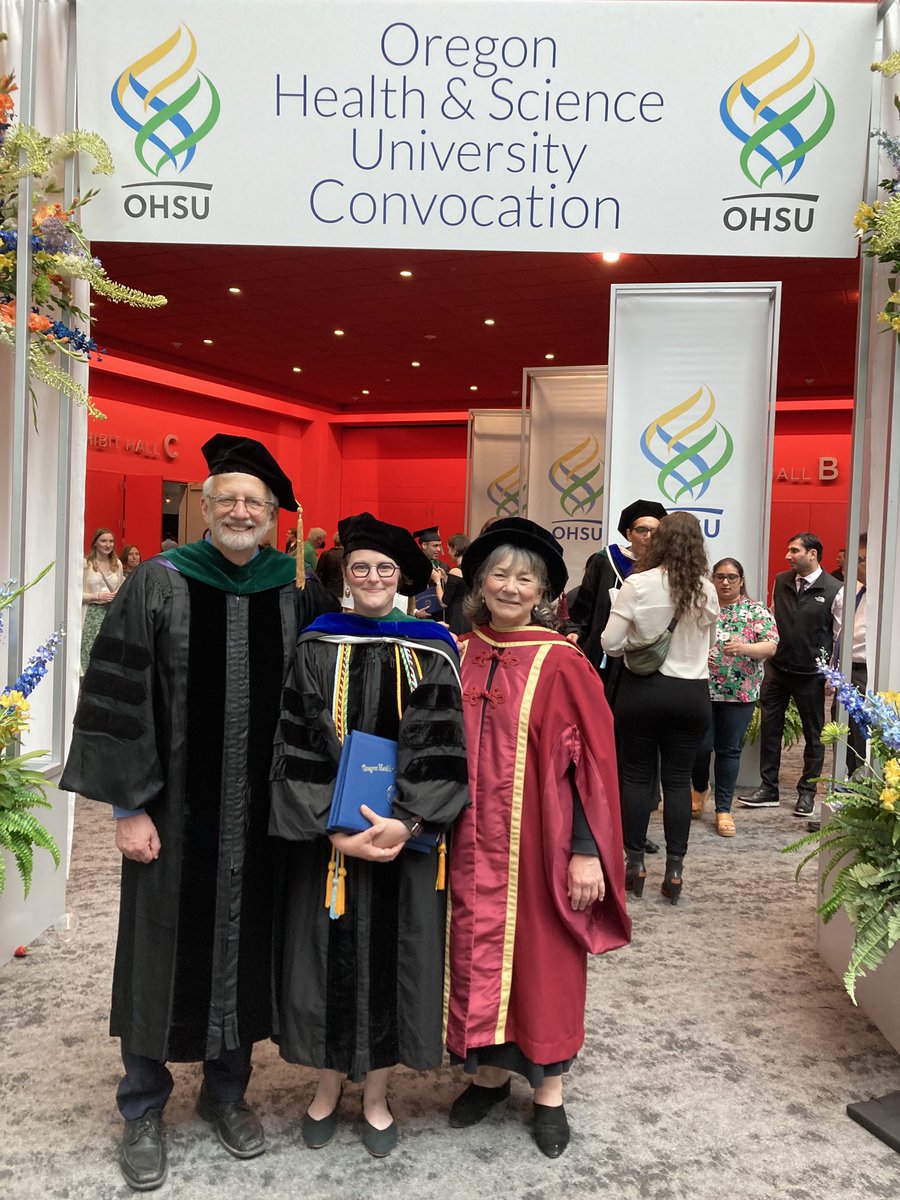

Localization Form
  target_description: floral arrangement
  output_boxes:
[0,39,166,421]
[854,52,900,338]
[0,565,62,897]
[786,663,900,1002]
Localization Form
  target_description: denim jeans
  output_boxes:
[691,701,756,813]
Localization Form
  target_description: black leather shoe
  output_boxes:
[793,793,816,818]
[737,787,780,808]
[533,1103,570,1158]
[448,1079,511,1128]
[120,1109,167,1191]
[644,837,660,854]
[196,1089,266,1159]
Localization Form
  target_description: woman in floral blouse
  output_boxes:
[691,558,778,836]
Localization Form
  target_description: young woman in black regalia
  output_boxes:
[269,512,469,1156]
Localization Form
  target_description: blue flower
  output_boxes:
[5,630,64,700]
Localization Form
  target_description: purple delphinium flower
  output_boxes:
[3,629,64,700]
[38,215,71,253]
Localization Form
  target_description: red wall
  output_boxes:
[339,424,468,543]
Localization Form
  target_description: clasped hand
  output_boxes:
[328,804,410,862]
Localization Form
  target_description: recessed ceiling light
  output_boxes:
[545,353,555,360]
[202,338,214,345]
[334,329,345,336]
[362,389,370,395]
[601,251,621,263]
[469,385,478,391]
[424,334,437,340]
[292,366,302,373]
[400,269,413,278]
[228,286,242,294]
[484,318,495,326]
[411,361,421,367]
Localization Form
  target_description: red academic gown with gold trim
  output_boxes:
[446,624,631,1066]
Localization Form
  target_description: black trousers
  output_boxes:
[615,672,711,858]
[758,662,827,795]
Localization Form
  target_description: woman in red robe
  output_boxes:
[446,518,631,1159]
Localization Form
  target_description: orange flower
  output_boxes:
[28,313,52,333]
[0,300,15,325]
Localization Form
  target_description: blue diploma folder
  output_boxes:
[326,730,436,853]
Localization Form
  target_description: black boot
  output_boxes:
[661,855,684,905]
[624,850,646,898]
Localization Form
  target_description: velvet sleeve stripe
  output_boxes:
[404,755,468,785]
[82,666,148,706]
[73,703,144,741]
[91,633,152,671]
[407,683,463,712]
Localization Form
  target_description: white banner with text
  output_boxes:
[467,408,527,537]
[75,0,874,255]
[525,367,607,591]
[605,284,778,599]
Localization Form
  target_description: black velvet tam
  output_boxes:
[617,499,668,538]
[461,517,568,600]
[201,434,297,511]
[339,512,432,592]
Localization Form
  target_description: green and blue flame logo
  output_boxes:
[486,463,524,518]
[640,387,732,504]
[720,32,834,188]
[548,435,603,516]
[111,25,221,176]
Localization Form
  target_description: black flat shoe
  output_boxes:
[644,837,660,854]
[448,1079,511,1128]
[302,1092,342,1149]
[361,1100,397,1157]
[533,1103,570,1158]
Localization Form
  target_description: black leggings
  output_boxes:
[615,672,712,857]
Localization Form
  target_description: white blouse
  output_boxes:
[601,566,719,680]
[83,558,124,603]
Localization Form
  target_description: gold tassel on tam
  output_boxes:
[435,837,446,891]
[295,503,305,589]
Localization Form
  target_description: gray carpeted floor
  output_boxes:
[2,775,899,1200]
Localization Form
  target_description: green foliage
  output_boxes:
[0,754,59,897]
[743,698,804,749]
[784,702,900,1002]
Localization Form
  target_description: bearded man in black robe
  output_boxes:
[61,434,337,1191]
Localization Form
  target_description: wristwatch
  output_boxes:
[401,817,424,839]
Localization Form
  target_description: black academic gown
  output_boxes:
[269,615,469,1079]
[60,550,336,1062]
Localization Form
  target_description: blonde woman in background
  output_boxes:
[81,527,124,673]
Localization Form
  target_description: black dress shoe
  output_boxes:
[793,793,816,818]
[448,1079,511,1128]
[737,787,780,808]
[302,1094,341,1149]
[196,1089,266,1159]
[120,1109,167,1191]
[361,1099,398,1157]
[533,1102,570,1158]
[644,837,660,854]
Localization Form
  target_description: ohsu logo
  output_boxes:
[640,385,732,538]
[548,435,603,517]
[719,32,834,236]
[486,463,525,518]
[112,25,220,221]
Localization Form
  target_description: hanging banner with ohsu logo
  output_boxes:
[74,0,873,255]
[605,284,779,601]
[525,368,607,592]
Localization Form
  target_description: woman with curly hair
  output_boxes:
[601,512,718,903]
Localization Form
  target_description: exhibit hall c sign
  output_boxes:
[76,0,875,256]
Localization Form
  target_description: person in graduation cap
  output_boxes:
[411,525,449,619]
[61,434,338,1192]
[445,518,630,1160]
[569,499,668,703]
[269,512,469,1157]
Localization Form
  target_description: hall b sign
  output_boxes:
[776,456,839,483]
[75,1,874,257]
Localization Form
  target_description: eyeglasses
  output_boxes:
[210,495,273,515]
[629,526,655,536]
[713,573,741,583]
[348,562,399,580]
